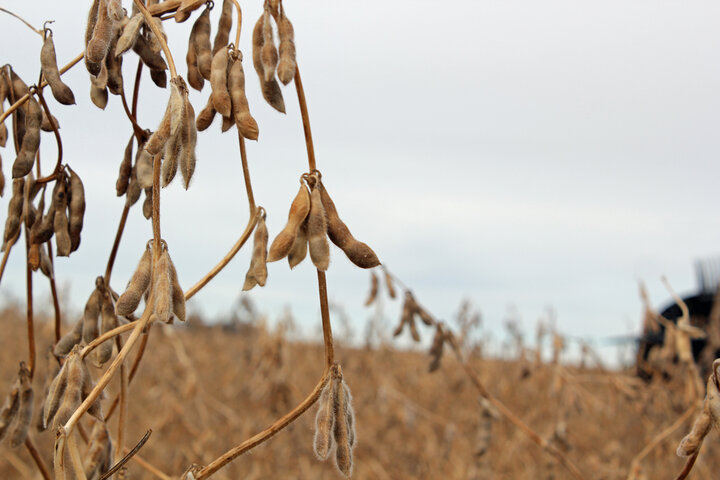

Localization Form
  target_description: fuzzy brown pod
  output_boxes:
[116,244,153,316]
[364,271,379,306]
[168,253,186,322]
[318,180,380,269]
[677,381,714,457]
[31,183,57,245]
[116,13,144,56]
[133,35,169,72]
[186,14,204,91]
[86,0,117,76]
[276,6,296,85]
[150,67,168,89]
[268,184,311,262]
[228,52,259,140]
[42,354,68,429]
[0,375,20,442]
[82,277,105,346]
[196,97,216,131]
[313,376,337,460]
[252,15,286,113]
[146,81,183,156]
[194,8,213,80]
[136,149,154,189]
[221,114,234,132]
[384,269,397,299]
[67,167,86,252]
[105,29,124,95]
[8,69,29,145]
[84,422,112,478]
[143,187,153,219]
[126,165,142,207]
[39,243,54,279]
[307,184,329,271]
[8,363,33,448]
[48,348,84,428]
[12,97,42,178]
[53,176,72,257]
[180,93,198,189]
[428,324,446,372]
[333,377,356,477]
[90,62,109,109]
[54,317,83,357]
[162,133,181,187]
[394,291,420,341]
[287,218,308,269]
[80,357,104,421]
[117,134,134,196]
[36,351,59,432]
[2,178,24,251]
[41,32,76,105]
[153,248,174,323]
[40,109,60,132]
[175,0,198,22]
[213,0,233,54]
[260,10,278,82]
[94,288,117,366]
[210,46,232,117]
[84,0,102,74]
[243,213,269,291]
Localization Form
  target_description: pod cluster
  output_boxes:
[0,362,33,448]
[116,241,186,324]
[313,366,356,478]
[392,291,434,342]
[54,276,119,368]
[364,269,397,306]
[42,346,104,431]
[268,172,380,271]
[251,0,297,112]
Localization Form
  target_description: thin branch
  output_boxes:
[293,66,316,171]
[236,130,255,215]
[194,370,331,480]
[148,0,205,17]
[0,7,43,36]
[46,241,62,342]
[81,321,138,358]
[133,0,177,78]
[100,430,154,480]
[24,437,52,480]
[675,450,701,480]
[317,271,334,367]
[0,230,20,287]
[104,204,130,285]
[34,88,63,185]
[67,431,88,480]
[24,229,35,379]
[229,0,242,48]
[184,210,259,300]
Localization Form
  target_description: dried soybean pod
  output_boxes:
[117,135,133,196]
[8,69,29,144]
[384,270,396,299]
[87,0,116,76]
[313,377,337,460]
[318,180,380,269]
[42,359,68,428]
[54,318,83,357]
[307,184,329,271]
[97,287,118,365]
[168,255,185,322]
[252,15,286,113]
[136,149,154,188]
[196,96,216,131]
[678,399,712,456]
[41,32,76,105]
[84,0,102,75]
[210,47,232,117]
[229,53,259,140]
[428,324,445,372]
[146,87,179,156]
[79,359,104,421]
[67,167,86,252]
[333,377,355,477]
[260,10,278,82]
[162,134,181,187]
[259,73,285,113]
[105,31,124,95]
[268,184,311,262]
[186,14,204,91]
[175,0,197,22]
[194,8,213,80]
[8,364,33,448]
[150,67,168,88]
[84,423,111,478]
[146,17,168,55]
[116,13,144,56]
[339,380,356,448]
[31,187,57,245]
[143,187,153,219]
[82,279,103,345]
[2,178,24,251]
[243,214,269,291]
[36,352,58,432]
[90,62,109,109]
[0,379,20,441]
[180,96,197,189]
[52,351,83,428]
[116,245,152,316]
[415,304,434,326]
[221,114,234,132]
[53,178,72,257]
[39,244,54,279]
[106,0,123,21]
[41,110,60,132]
[365,271,378,306]
[133,35,169,71]
[287,218,308,269]
[276,6,296,85]
[153,248,174,323]
[213,0,233,54]
[126,166,142,207]
[12,97,42,178]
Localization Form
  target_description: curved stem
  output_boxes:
[229,0,242,47]
[81,321,138,358]
[120,90,146,143]
[24,437,51,480]
[184,209,259,300]
[104,204,130,285]
[236,129,255,215]
[293,66,316,171]
[676,450,701,480]
[195,369,331,480]
[317,271,334,367]
[0,7,43,35]
[133,0,177,78]
[0,52,83,126]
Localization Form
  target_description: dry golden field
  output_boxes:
[1,301,718,480]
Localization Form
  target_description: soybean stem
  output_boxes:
[24,437,51,480]
[133,0,178,78]
[24,228,35,379]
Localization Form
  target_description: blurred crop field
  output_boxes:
[1,301,719,479]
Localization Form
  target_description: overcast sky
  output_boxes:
[1,1,719,360]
